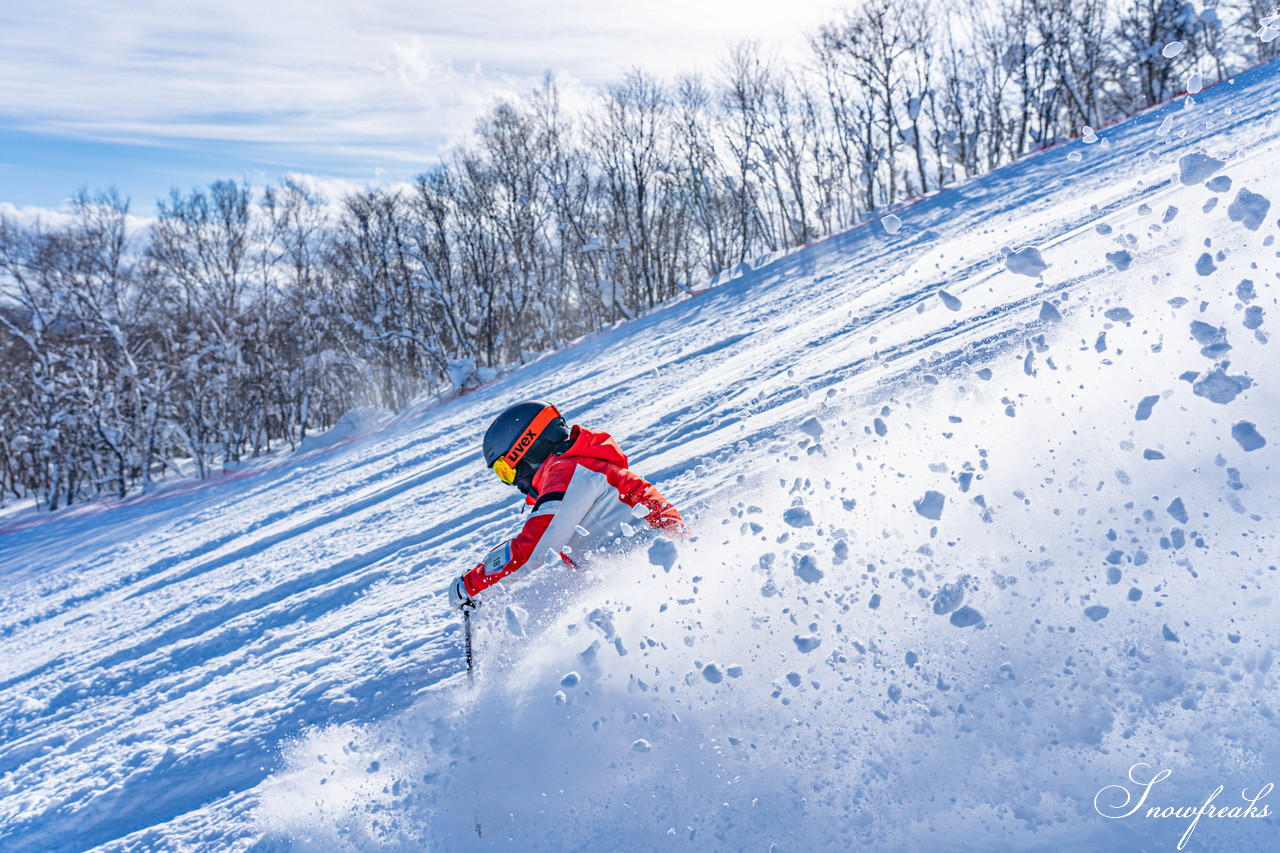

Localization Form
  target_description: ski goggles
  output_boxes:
[491,456,519,485]
[490,404,562,485]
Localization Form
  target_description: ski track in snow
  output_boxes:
[2,61,1280,852]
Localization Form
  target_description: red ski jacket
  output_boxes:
[462,426,687,596]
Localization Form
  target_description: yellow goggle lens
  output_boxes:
[492,456,517,484]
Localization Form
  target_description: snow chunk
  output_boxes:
[630,502,652,519]
[1162,624,1180,642]
[1084,605,1110,622]
[1189,321,1223,344]
[1039,301,1063,323]
[648,537,679,572]
[1135,395,1160,421]
[1195,253,1217,276]
[793,554,824,584]
[1206,175,1232,193]
[1189,321,1230,357]
[938,290,963,311]
[1156,115,1173,136]
[1105,251,1132,271]
[1227,188,1271,231]
[949,606,983,628]
[588,607,616,639]
[932,582,964,615]
[1192,368,1252,404]
[793,634,822,653]
[1186,72,1203,94]
[913,490,945,520]
[701,662,724,684]
[1231,421,1267,451]
[882,213,903,235]
[798,417,825,438]
[1167,498,1188,524]
[1105,307,1133,322]
[631,739,652,753]
[1005,246,1048,277]
[1162,41,1185,57]
[783,507,814,528]
[560,671,581,688]
[506,606,529,638]
[1178,153,1224,185]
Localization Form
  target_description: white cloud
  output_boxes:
[1,0,842,155]
[0,202,81,230]
[1,0,849,216]
[0,200,154,237]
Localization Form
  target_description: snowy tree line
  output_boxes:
[2,0,1277,510]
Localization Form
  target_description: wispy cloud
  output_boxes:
[0,0,842,208]
[4,2,506,154]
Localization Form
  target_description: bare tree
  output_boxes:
[720,42,779,256]
[1115,0,1201,108]
[590,68,683,315]
[812,0,925,209]
[672,72,734,278]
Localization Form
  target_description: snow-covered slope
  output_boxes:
[3,62,1279,852]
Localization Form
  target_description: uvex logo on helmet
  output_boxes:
[504,427,539,465]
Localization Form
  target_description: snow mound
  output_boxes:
[298,407,394,455]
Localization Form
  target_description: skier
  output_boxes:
[448,400,687,611]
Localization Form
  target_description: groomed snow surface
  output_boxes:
[3,62,1279,852]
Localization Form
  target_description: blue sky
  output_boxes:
[0,0,840,215]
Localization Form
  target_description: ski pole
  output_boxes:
[463,608,482,837]
[464,608,476,687]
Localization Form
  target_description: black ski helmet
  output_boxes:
[483,400,571,489]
